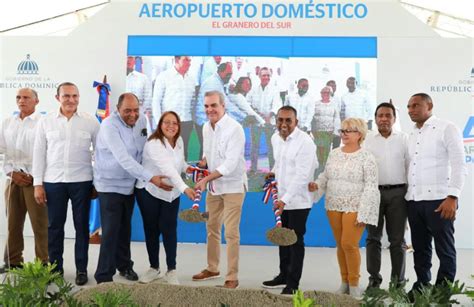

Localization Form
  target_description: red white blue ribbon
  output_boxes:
[263,179,281,227]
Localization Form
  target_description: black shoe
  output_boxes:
[281,287,296,295]
[262,274,286,289]
[366,278,381,290]
[75,271,88,286]
[119,268,138,281]
[0,263,23,273]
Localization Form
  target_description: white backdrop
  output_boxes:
[0,0,472,248]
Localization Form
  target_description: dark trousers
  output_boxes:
[279,208,310,289]
[94,192,135,283]
[44,181,92,273]
[407,199,456,288]
[181,121,194,161]
[366,186,407,284]
[136,188,180,270]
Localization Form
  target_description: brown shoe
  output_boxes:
[223,280,239,289]
[192,269,220,281]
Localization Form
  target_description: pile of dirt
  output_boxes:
[74,282,360,306]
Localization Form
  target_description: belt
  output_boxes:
[378,184,406,190]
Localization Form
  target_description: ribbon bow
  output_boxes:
[263,179,281,227]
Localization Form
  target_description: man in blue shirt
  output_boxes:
[93,92,171,284]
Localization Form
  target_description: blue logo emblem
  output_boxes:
[17,54,39,75]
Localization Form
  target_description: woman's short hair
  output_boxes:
[341,117,368,145]
[148,111,181,145]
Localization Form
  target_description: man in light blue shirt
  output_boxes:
[94,93,171,284]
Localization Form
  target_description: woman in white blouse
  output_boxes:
[309,117,380,298]
[136,111,195,285]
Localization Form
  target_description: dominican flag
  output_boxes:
[94,76,111,123]
[89,76,111,238]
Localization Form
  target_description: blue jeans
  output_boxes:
[44,181,92,273]
[94,192,135,283]
[136,188,180,270]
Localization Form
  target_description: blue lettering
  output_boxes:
[199,3,210,18]
[211,3,220,18]
[233,3,243,18]
[162,3,172,17]
[354,4,368,18]
[314,3,325,18]
[262,4,273,18]
[304,3,315,18]
[244,3,257,18]
[139,4,150,17]
[174,4,186,18]
[151,3,161,17]
[463,116,474,139]
[342,3,354,18]
[187,3,198,17]
[222,3,232,18]
[326,3,336,18]
[288,4,303,18]
[274,4,288,18]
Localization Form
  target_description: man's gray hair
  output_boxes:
[204,90,225,105]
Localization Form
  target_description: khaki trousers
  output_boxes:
[206,192,245,281]
[4,180,48,265]
[327,210,365,286]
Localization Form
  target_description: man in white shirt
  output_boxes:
[364,102,409,289]
[32,82,100,286]
[341,77,372,129]
[286,78,314,132]
[405,93,467,295]
[261,106,317,295]
[0,88,47,272]
[247,67,282,172]
[152,56,196,160]
[326,80,342,148]
[191,91,247,290]
[126,56,152,118]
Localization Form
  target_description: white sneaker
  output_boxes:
[165,269,180,285]
[335,282,349,295]
[139,268,162,284]
[349,286,363,299]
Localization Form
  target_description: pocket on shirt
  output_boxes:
[46,130,60,140]
[76,130,92,148]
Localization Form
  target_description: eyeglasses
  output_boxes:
[162,120,179,126]
[338,129,359,135]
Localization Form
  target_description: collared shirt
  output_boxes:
[227,93,265,125]
[0,112,41,175]
[312,100,341,133]
[272,128,317,210]
[136,137,188,202]
[341,89,371,121]
[32,110,99,185]
[405,116,467,201]
[364,130,408,185]
[195,73,246,125]
[203,113,247,195]
[93,111,152,195]
[287,93,315,131]
[247,84,282,120]
[126,70,152,110]
[151,67,196,122]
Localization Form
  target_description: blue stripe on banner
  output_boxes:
[127,35,377,58]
